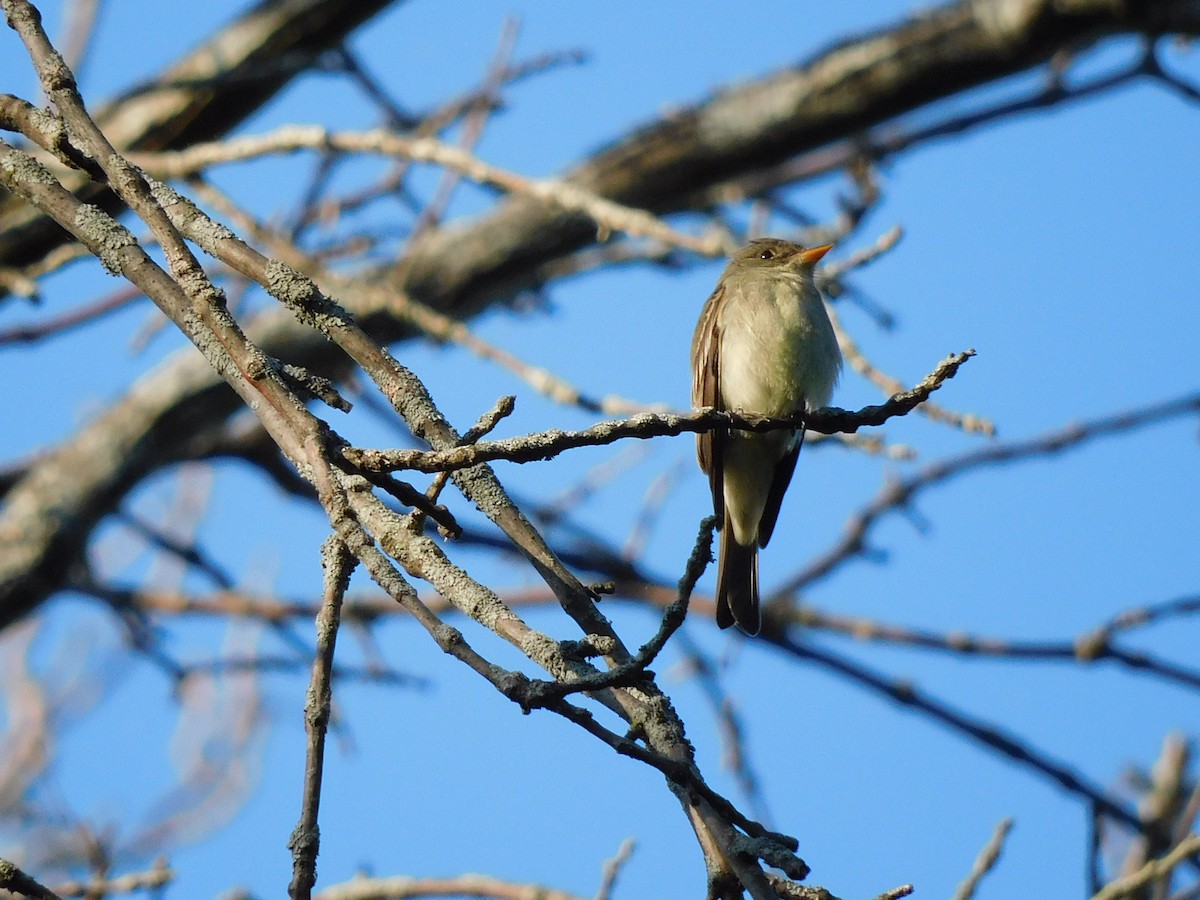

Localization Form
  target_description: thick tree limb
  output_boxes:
[0,0,398,274]
[391,0,1200,324]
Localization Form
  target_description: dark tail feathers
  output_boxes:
[716,523,760,635]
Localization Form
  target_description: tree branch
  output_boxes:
[5,0,1197,630]
[0,0,397,277]
[341,350,975,474]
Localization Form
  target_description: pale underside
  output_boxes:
[693,266,840,546]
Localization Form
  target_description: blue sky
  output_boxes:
[2,2,1198,898]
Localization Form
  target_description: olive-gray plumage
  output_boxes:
[691,238,841,634]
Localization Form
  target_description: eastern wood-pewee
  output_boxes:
[691,238,841,634]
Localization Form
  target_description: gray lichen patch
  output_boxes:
[266,259,320,326]
[73,204,136,276]
[105,154,146,195]
[633,693,694,756]
[0,147,57,186]
[519,631,580,683]
[146,178,236,245]
[189,213,237,247]
[176,266,226,309]
[40,48,77,94]
[28,106,68,150]
[180,307,239,379]
[146,176,184,209]
[266,259,317,306]
[265,259,354,333]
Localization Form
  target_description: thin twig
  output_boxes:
[422,394,517,513]
[188,175,659,418]
[127,125,733,256]
[594,838,636,900]
[53,859,173,898]
[0,282,144,345]
[288,536,356,900]
[516,515,716,707]
[782,391,1200,594]
[314,872,588,900]
[409,16,520,240]
[1091,834,1200,900]
[952,818,1014,900]
[789,604,1200,693]
[826,300,994,436]
[772,638,1145,833]
[1096,595,1200,637]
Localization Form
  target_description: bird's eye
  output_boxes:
[758,249,774,260]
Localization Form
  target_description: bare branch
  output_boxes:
[52,860,174,898]
[790,602,1200,693]
[0,857,63,900]
[314,872,589,900]
[343,350,975,474]
[825,300,995,436]
[0,0,396,278]
[780,392,1200,594]
[127,126,731,256]
[594,838,636,900]
[1092,834,1200,900]
[5,0,1198,634]
[288,537,356,900]
[952,818,1014,900]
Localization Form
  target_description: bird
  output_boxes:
[691,237,842,634]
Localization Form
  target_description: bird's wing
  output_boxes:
[692,281,725,519]
[756,427,803,548]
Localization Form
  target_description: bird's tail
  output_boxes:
[716,515,760,635]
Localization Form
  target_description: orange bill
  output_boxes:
[798,243,833,266]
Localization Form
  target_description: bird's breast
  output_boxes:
[719,276,840,416]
